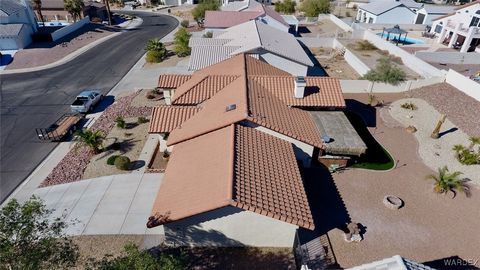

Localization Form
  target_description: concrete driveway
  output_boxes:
[33,173,164,235]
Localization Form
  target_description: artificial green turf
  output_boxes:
[346,111,395,171]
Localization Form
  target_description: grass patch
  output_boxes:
[346,111,395,170]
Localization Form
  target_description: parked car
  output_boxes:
[71,90,103,113]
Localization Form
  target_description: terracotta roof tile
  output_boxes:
[158,74,192,89]
[149,106,201,133]
[148,124,315,230]
[173,75,239,105]
[245,55,290,76]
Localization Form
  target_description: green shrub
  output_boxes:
[300,0,330,17]
[191,0,219,26]
[107,155,119,165]
[174,27,191,57]
[363,57,406,85]
[114,156,131,170]
[275,0,296,14]
[137,117,149,124]
[181,19,189,28]
[146,50,165,63]
[115,116,126,129]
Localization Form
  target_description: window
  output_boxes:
[435,24,443,34]
[470,16,480,27]
[368,17,373,23]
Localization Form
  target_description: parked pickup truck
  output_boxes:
[71,90,103,113]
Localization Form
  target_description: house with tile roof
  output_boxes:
[431,1,480,52]
[0,0,38,49]
[356,0,418,24]
[145,54,366,247]
[204,3,289,32]
[188,20,313,76]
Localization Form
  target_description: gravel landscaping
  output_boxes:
[41,92,152,187]
[6,24,119,70]
[409,83,480,137]
[386,98,480,185]
[130,89,166,108]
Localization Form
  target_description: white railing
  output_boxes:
[445,69,480,101]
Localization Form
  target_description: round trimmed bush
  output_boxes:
[146,50,164,63]
[107,155,119,165]
[181,19,189,28]
[114,156,131,170]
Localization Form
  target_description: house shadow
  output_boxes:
[422,256,480,270]
[0,54,13,66]
[297,40,328,76]
[345,99,377,127]
[148,225,295,269]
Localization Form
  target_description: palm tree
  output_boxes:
[468,136,480,151]
[145,38,165,52]
[32,0,45,23]
[426,166,470,198]
[74,129,105,154]
[452,144,466,159]
[64,0,84,22]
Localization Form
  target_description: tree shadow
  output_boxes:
[129,160,145,170]
[422,256,480,270]
[438,127,458,138]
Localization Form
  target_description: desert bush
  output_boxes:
[115,116,126,129]
[181,19,189,28]
[138,116,149,124]
[400,102,417,110]
[174,27,191,57]
[275,0,296,14]
[192,0,219,26]
[426,166,470,197]
[300,0,330,17]
[355,40,377,51]
[107,155,119,165]
[114,156,131,170]
[146,50,166,63]
[453,138,480,165]
[363,57,406,85]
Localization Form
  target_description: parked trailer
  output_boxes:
[36,113,82,141]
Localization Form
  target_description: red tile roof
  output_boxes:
[149,106,201,133]
[148,124,314,230]
[173,75,238,105]
[158,74,192,89]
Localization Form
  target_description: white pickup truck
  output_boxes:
[70,90,103,113]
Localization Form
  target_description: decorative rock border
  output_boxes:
[383,195,403,210]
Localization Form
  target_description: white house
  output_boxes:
[356,0,418,24]
[431,1,480,52]
[0,0,38,50]
[414,5,455,25]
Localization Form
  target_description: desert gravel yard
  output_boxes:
[327,93,480,269]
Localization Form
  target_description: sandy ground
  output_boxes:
[388,98,480,185]
[82,117,149,179]
[300,19,346,38]
[311,47,360,79]
[340,39,422,80]
[6,24,118,70]
[327,93,480,269]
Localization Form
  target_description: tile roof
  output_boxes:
[148,124,315,230]
[0,24,24,36]
[149,106,200,133]
[188,20,313,71]
[0,0,25,16]
[173,75,239,105]
[157,74,191,89]
[260,5,289,27]
[204,10,261,28]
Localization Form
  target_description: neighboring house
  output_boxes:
[414,5,455,25]
[204,4,289,32]
[40,0,106,22]
[0,0,38,50]
[346,0,370,9]
[188,20,314,75]
[146,54,366,247]
[347,255,436,270]
[221,0,271,9]
[431,0,480,52]
[356,0,418,24]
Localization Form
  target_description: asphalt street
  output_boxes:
[0,12,178,202]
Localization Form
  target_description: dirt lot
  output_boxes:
[311,47,360,79]
[82,117,149,179]
[299,19,346,38]
[6,23,119,70]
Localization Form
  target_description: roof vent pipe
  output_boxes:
[294,76,306,99]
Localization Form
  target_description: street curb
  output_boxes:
[0,18,143,75]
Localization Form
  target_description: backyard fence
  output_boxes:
[445,69,480,101]
[340,76,446,93]
[51,16,90,41]
[318,14,353,32]
[415,51,480,65]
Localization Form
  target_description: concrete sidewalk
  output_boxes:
[34,173,164,235]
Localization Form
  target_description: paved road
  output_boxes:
[0,12,177,202]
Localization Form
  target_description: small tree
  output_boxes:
[86,243,186,270]
[74,129,105,153]
[145,38,167,63]
[363,57,406,85]
[300,0,330,17]
[181,19,189,28]
[174,27,191,57]
[0,197,79,269]
[426,166,470,198]
[275,0,296,14]
[191,0,219,26]
[64,0,84,21]
[32,0,45,23]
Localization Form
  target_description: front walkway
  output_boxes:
[33,173,164,236]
